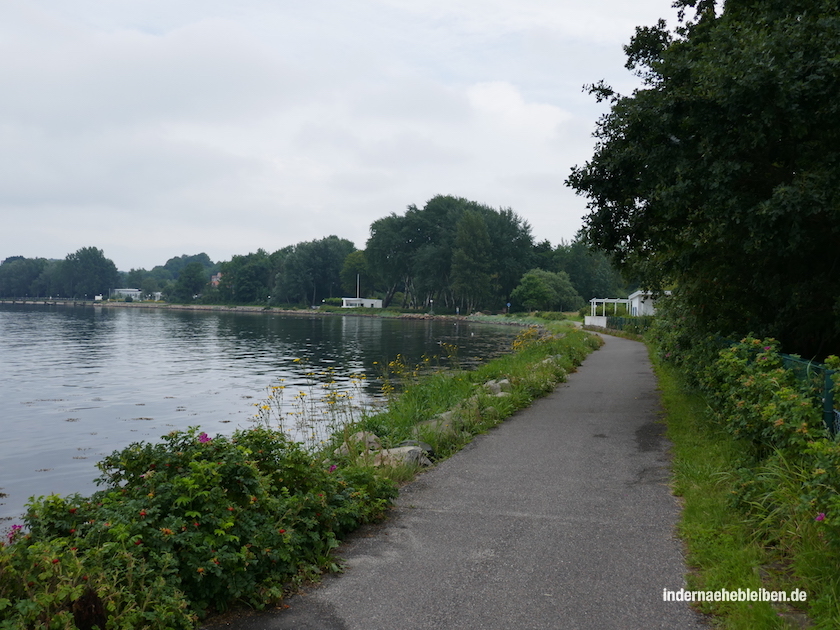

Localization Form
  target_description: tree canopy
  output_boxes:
[62,247,119,298]
[1,198,629,312]
[567,0,840,357]
[510,269,584,312]
[273,236,356,306]
[365,195,535,310]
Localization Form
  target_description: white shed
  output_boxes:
[341,297,383,309]
[628,290,671,316]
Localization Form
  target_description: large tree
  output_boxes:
[274,236,355,305]
[366,214,412,308]
[171,261,210,302]
[0,257,48,297]
[62,247,119,298]
[365,195,534,310]
[511,269,584,312]
[450,210,492,312]
[567,0,840,357]
[218,250,273,303]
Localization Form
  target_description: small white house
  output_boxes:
[585,290,671,326]
[112,288,142,300]
[628,290,671,316]
[341,297,383,309]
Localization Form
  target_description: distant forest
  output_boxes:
[0,195,631,313]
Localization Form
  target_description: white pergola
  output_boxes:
[589,297,631,317]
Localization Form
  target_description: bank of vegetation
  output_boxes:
[0,324,599,629]
[645,307,840,628]
[566,1,840,626]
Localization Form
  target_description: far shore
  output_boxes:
[0,298,543,326]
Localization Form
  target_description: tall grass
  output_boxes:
[651,349,821,629]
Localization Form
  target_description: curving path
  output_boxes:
[205,334,707,630]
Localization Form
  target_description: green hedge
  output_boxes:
[0,427,396,628]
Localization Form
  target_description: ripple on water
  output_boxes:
[0,304,521,521]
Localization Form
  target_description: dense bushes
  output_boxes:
[0,427,396,628]
[697,337,827,457]
[650,300,840,620]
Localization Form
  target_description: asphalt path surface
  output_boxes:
[204,333,707,629]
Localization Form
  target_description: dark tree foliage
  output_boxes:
[567,0,840,357]
[171,261,210,302]
[340,250,372,298]
[118,254,217,300]
[365,214,411,308]
[62,247,120,298]
[0,257,48,297]
[510,269,584,312]
[161,253,215,280]
[450,209,492,312]
[556,239,631,302]
[273,237,356,305]
[218,250,274,303]
[365,195,534,311]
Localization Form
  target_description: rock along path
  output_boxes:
[205,334,707,630]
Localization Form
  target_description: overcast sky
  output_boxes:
[1,0,679,271]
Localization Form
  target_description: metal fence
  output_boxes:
[595,319,840,436]
[778,353,839,435]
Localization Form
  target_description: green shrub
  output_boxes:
[698,336,826,458]
[649,306,840,624]
[1,427,396,627]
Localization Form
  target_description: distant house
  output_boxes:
[585,290,671,326]
[341,297,383,309]
[112,288,142,300]
[210,272,222,288]
[628,290,671,316]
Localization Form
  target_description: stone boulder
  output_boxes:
[373,446,433,468]
[414,410,458,437]
[334,431,381,457]
[398,439,435,460]
[483,378,512,396]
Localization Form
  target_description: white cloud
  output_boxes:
[0,0,680,269]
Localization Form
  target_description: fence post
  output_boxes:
[824,369,835,436]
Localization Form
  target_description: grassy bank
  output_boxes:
[650,348,831,629]
[342,324,601,481]
[0,323,600,629]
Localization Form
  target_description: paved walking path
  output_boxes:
[206,334,706,629]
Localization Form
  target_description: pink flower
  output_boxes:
[328,465,337,473]
[198,432,211,443]
[6,524,22,543]
[816,512,826,522]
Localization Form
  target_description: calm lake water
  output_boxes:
[0,304,521,523]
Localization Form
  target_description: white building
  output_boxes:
[628,290,670,316]
[112,288,142,300]
[341,297,383,309]
[585,290,671,326]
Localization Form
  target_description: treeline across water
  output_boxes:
[1,195,630,312]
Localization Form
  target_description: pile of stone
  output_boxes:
[334,431,434,467]
[333,377,518,468]
[413,377,514,437]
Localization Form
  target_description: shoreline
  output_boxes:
[0,299,542,326]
